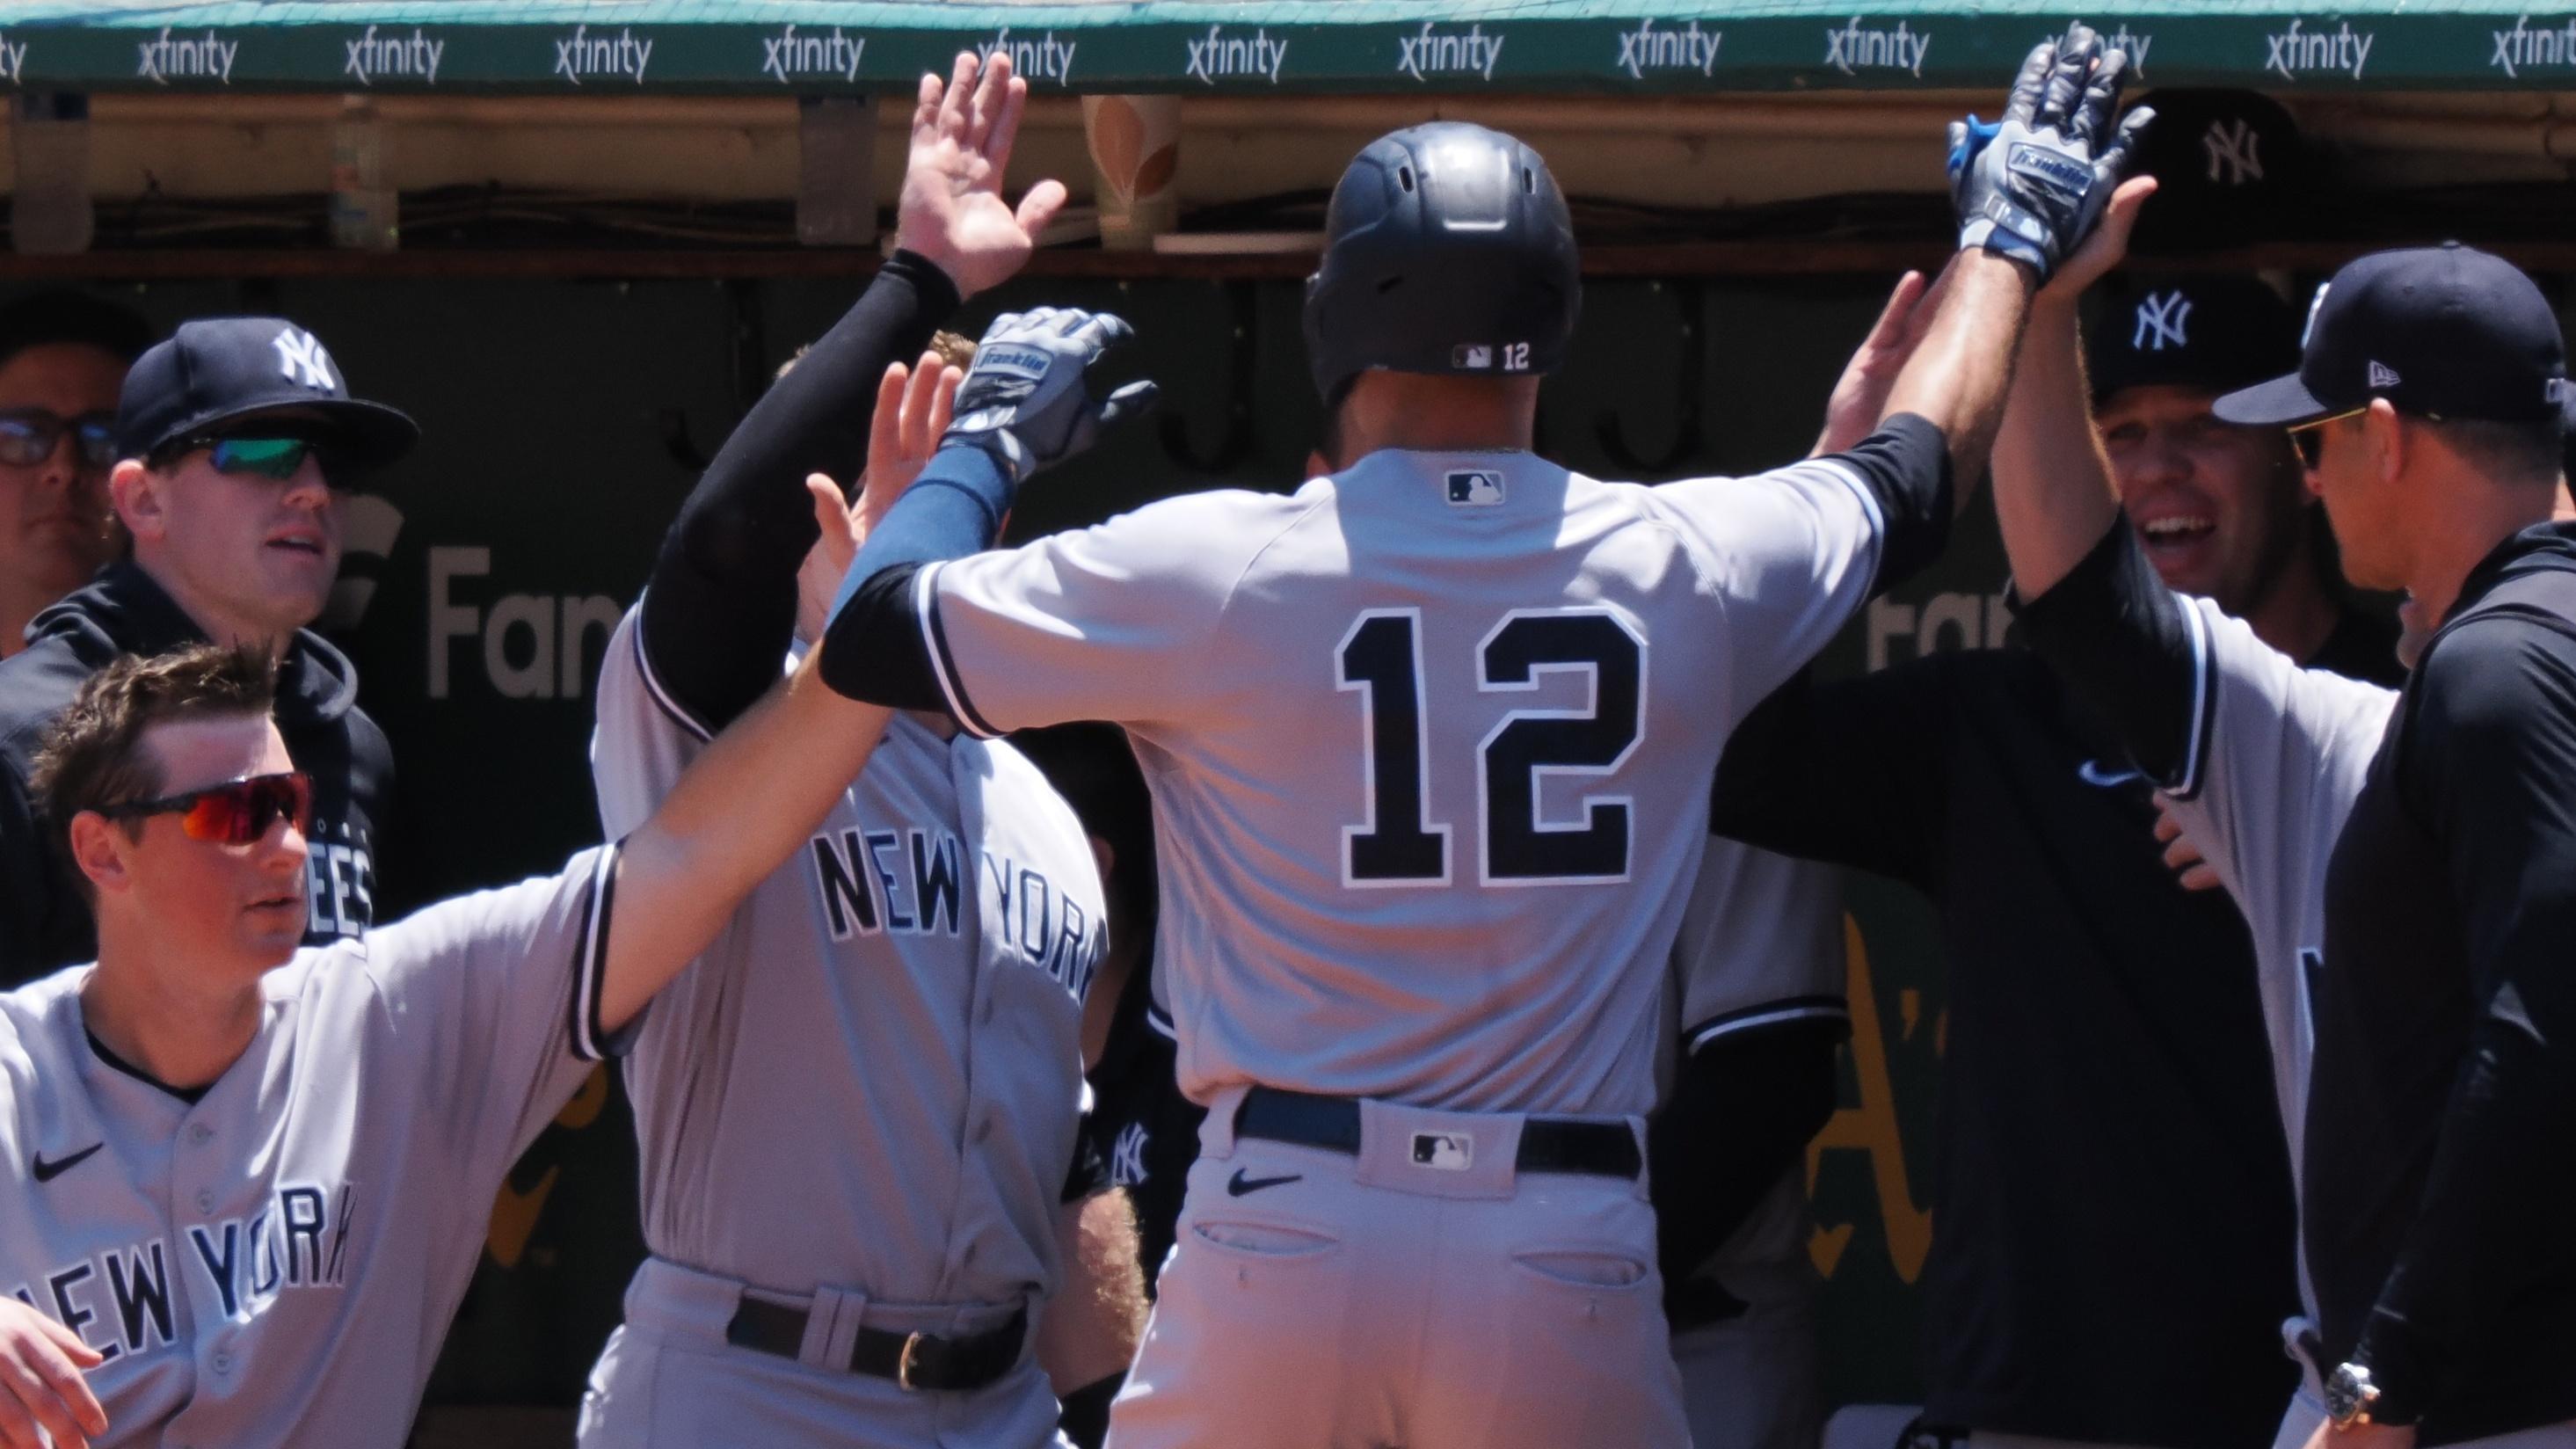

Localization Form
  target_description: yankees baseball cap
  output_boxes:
[115,316,418,466]
[2085,275,2300,403]
[2214,243,2568,427]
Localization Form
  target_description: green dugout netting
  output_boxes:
[0,2,2569,94]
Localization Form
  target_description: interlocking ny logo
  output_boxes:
[2202,119,2264,186]
[273,328,338,390]
[2133,290,2192,351]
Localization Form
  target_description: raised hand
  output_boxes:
[0,1297,106,1449]
[1814,268,1932,457]
[896,52,1071,299]
[1947,23,2152,282]
[793,351,960,644]
[942,308,1159,486]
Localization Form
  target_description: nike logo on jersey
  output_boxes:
[2076,759,2147,789]
[1226,1169,1302,1197]
[32,1143,103,1182]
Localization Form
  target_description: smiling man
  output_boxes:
[2084,274,2391,673]
[0,317,411,986]
[0,623,902,1449]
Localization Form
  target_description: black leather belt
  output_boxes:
[724,1296,1026,1393]
[1233,1086,1642,1180]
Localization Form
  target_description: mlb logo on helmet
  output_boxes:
[1446,470,1505,506]
[1453,344,1493,369]
[1412,1131,1474,1170]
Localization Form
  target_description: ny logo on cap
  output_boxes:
[2202,118,2264,187]
[2133,291,2193,352]
[2368,360,2403,390]
[273,328,338,392]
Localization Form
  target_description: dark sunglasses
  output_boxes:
[2286,407,2369,471]
[98,771,313,845]
[159,434,349,484]
[0,408,117,470]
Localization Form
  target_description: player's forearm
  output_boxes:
[817,443,1011,709]
[1992,293,2121,599]
[1881,251,2037,508]
[1036,1189,1147,1394]
[600,646,893,1030]
[643,252,959,732]
[1648,1016,1840,1291]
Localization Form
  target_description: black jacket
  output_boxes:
[0,561,395,986]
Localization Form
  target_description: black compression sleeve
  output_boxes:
[1708,663,1955,889]
[818,563,950,712]
[2355,618,2576,1411]
[2011,513,2205,789]
[637,251,959,733]
[1820,412,1954,595]
[1648,1014,1843,1312]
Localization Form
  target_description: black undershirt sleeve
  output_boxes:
[1709,661,1955,891]
[0,768,55,987]
[2355,618,2576,1416]
[1818,411,1954,597]
[2010,513,2205,790]
[1649,1015,1845,1325]
[637,251,959,733]
[821,562,950,712]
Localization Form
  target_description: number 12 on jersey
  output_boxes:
[1335,606,1646,887]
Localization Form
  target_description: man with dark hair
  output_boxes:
[0,291,152,659]
[0,317,408,987]
[0,608,913,1446]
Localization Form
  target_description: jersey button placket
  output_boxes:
[195,1188,216,1213]
[187,1123,213,1147]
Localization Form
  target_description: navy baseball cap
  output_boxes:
[2214,243,2567,428]
[2085,275,2301,404]
[115,317,418,466]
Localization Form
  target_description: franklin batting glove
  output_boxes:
[1948,24,2152,282]
[942,307,1160,487]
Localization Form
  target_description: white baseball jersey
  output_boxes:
[2161,600,2397,1191]
[914,448,1888,1117]
[0,848,619,1449]
[2160,598,2398,1318]
[591,606,1106,1304]
[1663,841,1848,1285]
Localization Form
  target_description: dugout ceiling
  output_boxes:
[0,1,2573,95]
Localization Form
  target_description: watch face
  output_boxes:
[2325,1365,2377,1425]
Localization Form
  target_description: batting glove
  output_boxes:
[942,307,1160,486]
[1947,23,2152,282]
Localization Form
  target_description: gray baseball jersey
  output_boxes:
[913,448,1890,1117]
[0,848,619,1449]
[590,606,1106,1304]
[2159,598,2396,1208]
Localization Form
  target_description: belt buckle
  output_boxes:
[896,1330,927,1392]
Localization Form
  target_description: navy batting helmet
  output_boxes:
[1302,122,1581,404]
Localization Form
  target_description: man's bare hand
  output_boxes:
[895,52,1070,299]
[1815,268,1934,457]
[2041,175,2158,303]
[2300,1416,2413,1449]
[793,351,961,644]
[2151,797,2222,892]
[0,1299,105,1449]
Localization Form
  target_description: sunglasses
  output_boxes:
[98,771,313,846]
[159,434,349,484]
[0,408,117,470]
[2287,406,2371,470]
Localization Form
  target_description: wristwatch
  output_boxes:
[2324,1362,2382,1430]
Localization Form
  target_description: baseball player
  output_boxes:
[575,51,1135,1449]
[812,30,2143,1445]
[1988,214,2576,1433]
[0,574,910,1448]
[0,317,411,987]
[1655,843,1847,1449]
